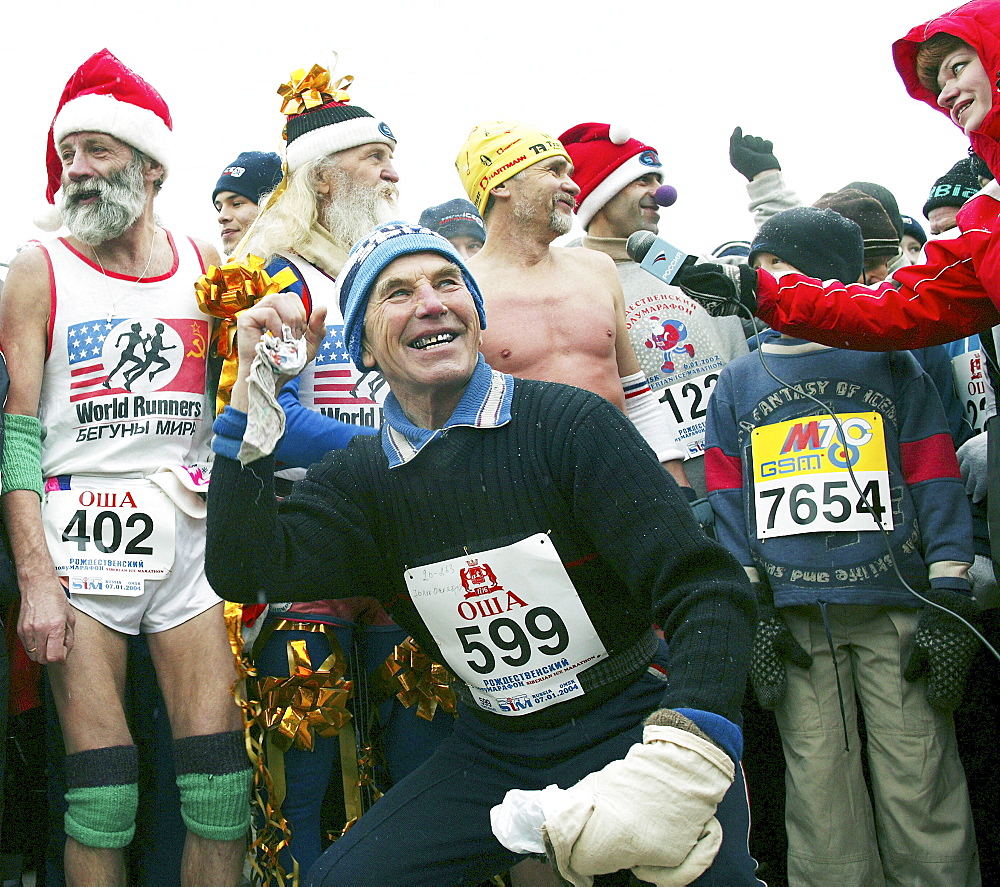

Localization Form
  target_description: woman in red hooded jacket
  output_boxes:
[744,0,1000,347]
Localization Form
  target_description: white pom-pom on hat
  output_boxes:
[608,124,631,145]
[34,202,63,232]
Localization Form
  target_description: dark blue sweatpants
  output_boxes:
[306,643,763,886]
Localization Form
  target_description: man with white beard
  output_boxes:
[220,66,456,879]
[0,50,249,886]
[457,121,691,490]
[241,68,400,433]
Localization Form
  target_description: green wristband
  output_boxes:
[2,413,44,499]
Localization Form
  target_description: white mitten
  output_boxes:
[957,433,988,503]
[537,717,734,886]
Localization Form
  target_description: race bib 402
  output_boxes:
[43,486,176,595]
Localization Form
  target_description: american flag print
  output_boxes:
[67,316,209,403]
[310,324,378,406]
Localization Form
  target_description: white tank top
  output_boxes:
[279,253,387,431]
[38,232,213,478]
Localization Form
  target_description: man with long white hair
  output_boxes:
[221,66,455,878]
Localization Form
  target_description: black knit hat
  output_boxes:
[212,151,283,205]
[813,189,899,259]
[750,207,864,283]
[418,198,486,242]
[277,67,395,173]
[901,214,927,246]
[923,158,981,218]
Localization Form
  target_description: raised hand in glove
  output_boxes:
[750,583,812,710]
[674,257,759,319]
[729,126,781,181]
[904,579,980,712]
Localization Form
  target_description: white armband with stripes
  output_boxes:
[620,372,685,463]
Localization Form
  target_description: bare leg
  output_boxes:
[47,611,131,887]
[147,603,246,887]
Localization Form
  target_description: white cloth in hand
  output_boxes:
[957,433,988,503]
[238,325,307,465]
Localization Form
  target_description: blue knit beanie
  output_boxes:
[337,222,487,371]
[750,207,864,283]
[212,151,283,205]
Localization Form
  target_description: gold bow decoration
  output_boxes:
[223,601,257,681]
[195,256,298,358]
[236,622,357,885]
[278,64,354,117]
[255,638,354,753]
[375,637,457,722]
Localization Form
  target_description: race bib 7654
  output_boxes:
[751,412,893,539]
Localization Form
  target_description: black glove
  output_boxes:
[674,257,759,318]
[750,583,812,711]
[903,581,980,712]
[729,126,781,181]
[689,497,716,539]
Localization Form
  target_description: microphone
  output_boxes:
[654,184,677,207]
[626,231,690,285]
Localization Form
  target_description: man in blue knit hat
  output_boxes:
[205,221,760,886]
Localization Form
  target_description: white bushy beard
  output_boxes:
[319,166,399,251]
[59,155,146,245]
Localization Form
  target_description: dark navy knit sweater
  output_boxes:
[207,379,754,729]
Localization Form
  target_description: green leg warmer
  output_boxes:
[64,746,139,849]
[174,731,252,842]
[176,770,253,842]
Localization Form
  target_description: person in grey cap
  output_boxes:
[212,150,283,255]
[205,221,758,887]
[418,197,485,259]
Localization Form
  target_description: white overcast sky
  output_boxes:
[0,0,973,267]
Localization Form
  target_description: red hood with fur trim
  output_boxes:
[894,0,1000,176]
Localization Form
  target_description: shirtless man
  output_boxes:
[456,121,688,487]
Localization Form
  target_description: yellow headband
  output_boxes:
[456,120,571,214]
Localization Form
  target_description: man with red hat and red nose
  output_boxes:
[456,121,691,491]
[0,50,250,886]
[559,123,749,500]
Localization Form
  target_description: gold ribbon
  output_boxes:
[194,256,298,411]
[255,637,354,753]
[238,621,359,885]
[375,637,457,722]
[195,256,298,357]
[277,64,354,117]
[226,606,296,885]
[223,601,256,680]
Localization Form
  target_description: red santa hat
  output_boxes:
[558,122,663,229]
[36,49,173,231]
